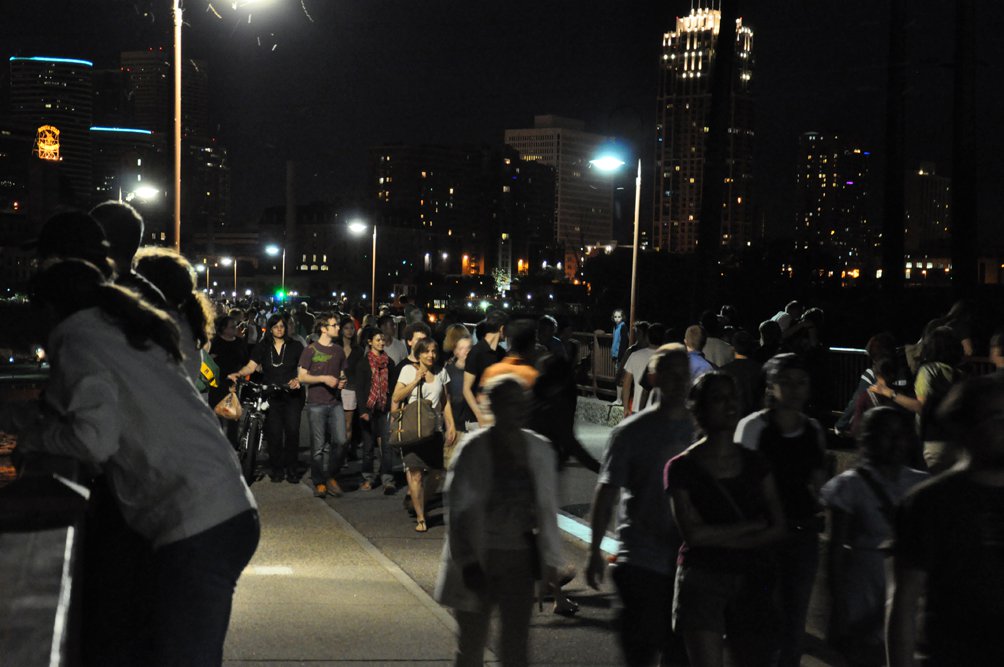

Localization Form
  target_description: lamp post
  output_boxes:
[265,244,286,294]
[194,262,208,290]
[172,0,182,252]
[590,155,642,337]
[348,220,376,316]
[219,256,236,295]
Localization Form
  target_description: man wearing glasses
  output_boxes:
[298,313,349,497]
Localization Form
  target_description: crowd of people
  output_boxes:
[4,202,1004,667]
[594,300,1004,667]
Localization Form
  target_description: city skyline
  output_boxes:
[1,1,1003,248]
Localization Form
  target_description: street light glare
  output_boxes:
[132,185,160,200]
[348,221,368,235]
[590,156,626,172]
[265,245,281,256]
[219,257,234,266]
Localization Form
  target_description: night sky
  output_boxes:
[4,1,1004,244]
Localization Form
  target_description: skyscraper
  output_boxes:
[505,115,613,276]
[8,56,94,205]
[904,163,951,254]
[120,50,209,139]
[795,132,875,267]
[654,6,754,253]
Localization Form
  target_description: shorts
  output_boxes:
[341,389,357,411]
[672,564,777,635]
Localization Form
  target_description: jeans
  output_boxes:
[151,509,260,666]
[360,409,394,485]
[455,549,536,667]
[775,529,820,667]
[264,392,304,472]
[306,402,347,485]
[612,563,684,667]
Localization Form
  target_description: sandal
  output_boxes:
[415,519,428,533]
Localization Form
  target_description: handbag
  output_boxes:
[214,388,243,421]
[389,375,437,448]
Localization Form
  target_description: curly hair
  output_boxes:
[134,246,214,347]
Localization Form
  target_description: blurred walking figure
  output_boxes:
[888,375,1004,666]
[435,375,561,667]
[611,308,627,405]
[586,345,694,666]
[821,407,928,666]
[666,372,786,667]
[735,353,827,667]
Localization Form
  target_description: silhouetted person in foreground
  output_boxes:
[91,200,166,306]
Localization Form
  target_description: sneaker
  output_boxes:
[325,478,343,498]
[360,480,374,491]
[610,398,623,406]
[313,483,327,498]
[383,482,397,496]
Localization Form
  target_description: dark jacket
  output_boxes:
[352,349,393,417]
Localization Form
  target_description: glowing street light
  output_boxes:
[265,244,286,294]
[219,256,237,293]
[348,220,377,316]
[591,153,642,338]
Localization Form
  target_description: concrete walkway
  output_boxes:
[224,480,471,665]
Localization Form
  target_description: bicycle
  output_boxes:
[234,378,290,485]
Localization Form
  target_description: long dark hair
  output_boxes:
[134,247,213,347]
[264,313,288,344]
[31,259,182,362]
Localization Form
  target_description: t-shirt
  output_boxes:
[384,337,407,365]
[445,361,474,428]
[664,447,772,572]
[209,335,249,405]
[599,408,694,575]
[703,337,735,368]
[688,350,715,381]
[623,347,656,412]
[250,338,305,387]
[735,409,826,524]
[298,341,347,405]
[465,338,505,391]
[396,363,450,410]
[821,464,928,549]
[894,471,1004,665]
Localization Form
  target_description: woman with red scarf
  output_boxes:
[353,326,396,491]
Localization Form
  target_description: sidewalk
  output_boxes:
[224,480,468,665]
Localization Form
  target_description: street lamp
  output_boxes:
[194,262,208,290]
[590,153,642,337]
[219,256,236,295]
[348,220,377,316]
[172,0,182,252]
[265,244,286,294]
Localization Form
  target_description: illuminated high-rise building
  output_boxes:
[795,132,875,267]
[8,56,94,204]
[505,115,612,276]
[904,163,951,254]
[654,6,754,253]
[120,50,209,139]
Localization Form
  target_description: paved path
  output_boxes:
[224,419,844,665]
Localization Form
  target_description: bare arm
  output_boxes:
[463,370,486,426]
[297,367,336,387]
[670,487,767,548]
[585,483,619,589]
[393,367,423,403]
[228,359,260,381]
[725,471,787,549]
[622,371,634,416]
[887,565,926,667]
[869,381,922,414]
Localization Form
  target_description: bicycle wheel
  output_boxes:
[239,417,261,485]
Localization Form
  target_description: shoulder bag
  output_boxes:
[389,374,437,448]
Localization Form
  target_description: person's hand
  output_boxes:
[446,424,457,446]
[337,378,347,390]
[227,372,241,383]
[360,412,370,422]
[462,563,487,592]
[585,549,607,590]
[322,376,338,388]
[867,380,893,399]
[288,378,301,390]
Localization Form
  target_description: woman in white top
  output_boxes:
[17,259,258,666]
[394,337,457,532]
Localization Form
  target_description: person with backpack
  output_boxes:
[821,408,928,665]
[869,326,964,473]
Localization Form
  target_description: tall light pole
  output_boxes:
[349,220,377,316]
[265,244,286,294]
[172,0,182,252]
[220,257,236,295]
[590,155,642,337]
